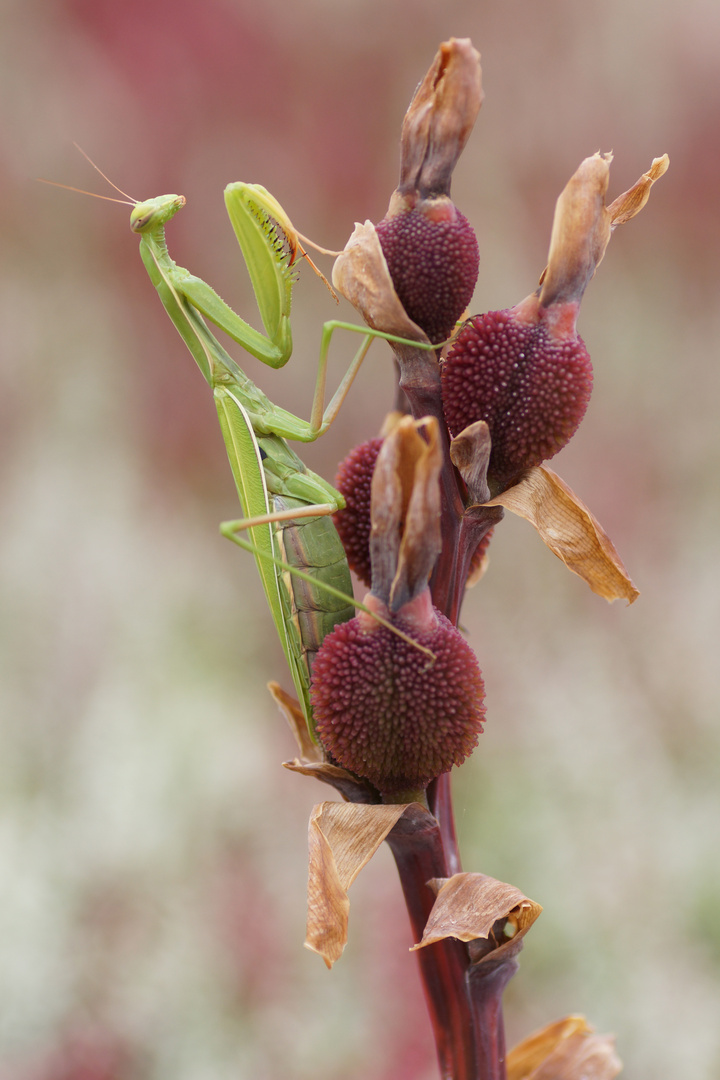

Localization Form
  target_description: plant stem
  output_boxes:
[387,343,516,1078]
[386,811,476,1080]
[466,958,518,1080]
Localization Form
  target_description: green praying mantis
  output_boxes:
[45,159,437,736]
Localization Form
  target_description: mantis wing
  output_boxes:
[214,386,314,725]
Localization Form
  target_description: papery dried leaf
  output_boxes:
[397,37,483,199]
[508,1017,591,1078]
[392,416,443,610]
[450,421,492,505]
[381,417,427,524]
[283,759,379,803]
[368,422,409,603]
[411,872,542,952]
[607,154,669,227]
[539,152,612,307]
[465,545,491,587]
[332,221,430,341]
[451,422,504,589]
[369,415,443,610]
[485,466,639,603]
[538,152,668,305]
[379,410,406,438]
[507,1016,622,1080]
[305,801,411,967]
[268,682,319,760]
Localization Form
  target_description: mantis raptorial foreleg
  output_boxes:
[44,159,440,437]
[133,188,436,441]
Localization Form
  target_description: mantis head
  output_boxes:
[130,194,186,234]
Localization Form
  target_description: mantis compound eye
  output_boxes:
[130,209,153,232]
[130,195,186,233]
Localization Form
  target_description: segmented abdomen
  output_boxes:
[273,496,355,680]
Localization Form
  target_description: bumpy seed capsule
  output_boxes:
[332,40,483,347]
[375,199,479,345]
[441,296,593,486]
[441,151,669,489]
[333,437,382,588]
[310,592,485,797]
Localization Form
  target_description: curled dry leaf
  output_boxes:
[507,1015,622,1080]
[485,466,639,604]
[465,541,492,587]
[607,153,670,227]
[331,220,430,341]
[539,152,613,308]
[410,872,541,955]
[450,420,492,505]
[305,801,423,967]
[283,759,379,804]
[365,414,444,610]
[396,417,443,597]
[268,681,319,761]
[369,416,425,605]
[271,684,379,802]
[381,415,443,611]
[396,36,483,199]
[538,151,669,306]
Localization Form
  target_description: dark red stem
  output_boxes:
[428,773,462,877]
[386,810,475,1080]
[395,344,467,622]
[465,959,518,1080]
[386,344,517,1078]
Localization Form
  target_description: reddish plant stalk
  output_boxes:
[465,960,518,1080]
[322,39,665,1074]
[382,343,514,1079]
[386,813,476,1080]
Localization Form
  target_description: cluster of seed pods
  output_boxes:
[307,39,666,801]
[312,416,487,798]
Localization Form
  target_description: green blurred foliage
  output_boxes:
[1,0,719,1077]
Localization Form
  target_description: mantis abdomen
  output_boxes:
[274,496,355,679]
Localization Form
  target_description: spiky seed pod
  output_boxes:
[375,199,479,345]
[440,151,669,489]
[333,438,383,588]
[334,432,493,592]
[332,41,483,348]
[311,596,485,797]
[441,297,593,487]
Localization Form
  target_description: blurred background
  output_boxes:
[1,0,719,1077]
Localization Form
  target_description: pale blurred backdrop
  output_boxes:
[1,1,719,1077]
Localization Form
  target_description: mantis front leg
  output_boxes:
[47,163,440,444]
[133,185,440,443]
[158,184,295,369]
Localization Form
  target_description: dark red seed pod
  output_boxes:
[441,297,593,486]
[311,595,485,796]
[375,199,479,345]
[333,437,383,588]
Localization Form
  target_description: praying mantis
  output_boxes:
[50,164,437,735]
